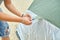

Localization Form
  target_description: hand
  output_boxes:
[21,17,32,25]
[23,13,32,21]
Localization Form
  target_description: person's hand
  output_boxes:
[21,16,32,25]
[23,13,32,21]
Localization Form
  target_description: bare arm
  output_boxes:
[0,0,32,25]
[0,12,32,25]
[0,12,22,22]
[4,0,22,17]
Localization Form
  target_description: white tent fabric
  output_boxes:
[16,10,60,40]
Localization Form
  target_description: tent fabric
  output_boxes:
[16,10,60,40]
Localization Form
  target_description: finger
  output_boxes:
[28,20,32,24]
[26,14,31,18]
[26,14,32,21]
[27,17,32,21]
[26,21,32,25]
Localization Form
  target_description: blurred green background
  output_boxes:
[29,0,60,28]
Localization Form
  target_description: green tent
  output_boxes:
[29,0,60,28]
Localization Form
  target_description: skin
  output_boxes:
[0,0,32,40]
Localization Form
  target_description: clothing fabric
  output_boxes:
[0,21,9,37]
[16,10,60,40]
[0,0,9,37]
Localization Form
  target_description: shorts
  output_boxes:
[0,21,9,37]
[0,8,9,37]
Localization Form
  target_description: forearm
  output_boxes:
[4,0,22,17]
[5,4,22,17]
[0,12,22,22]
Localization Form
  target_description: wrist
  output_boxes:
[20,17,24,23]
[21,14,24,17]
